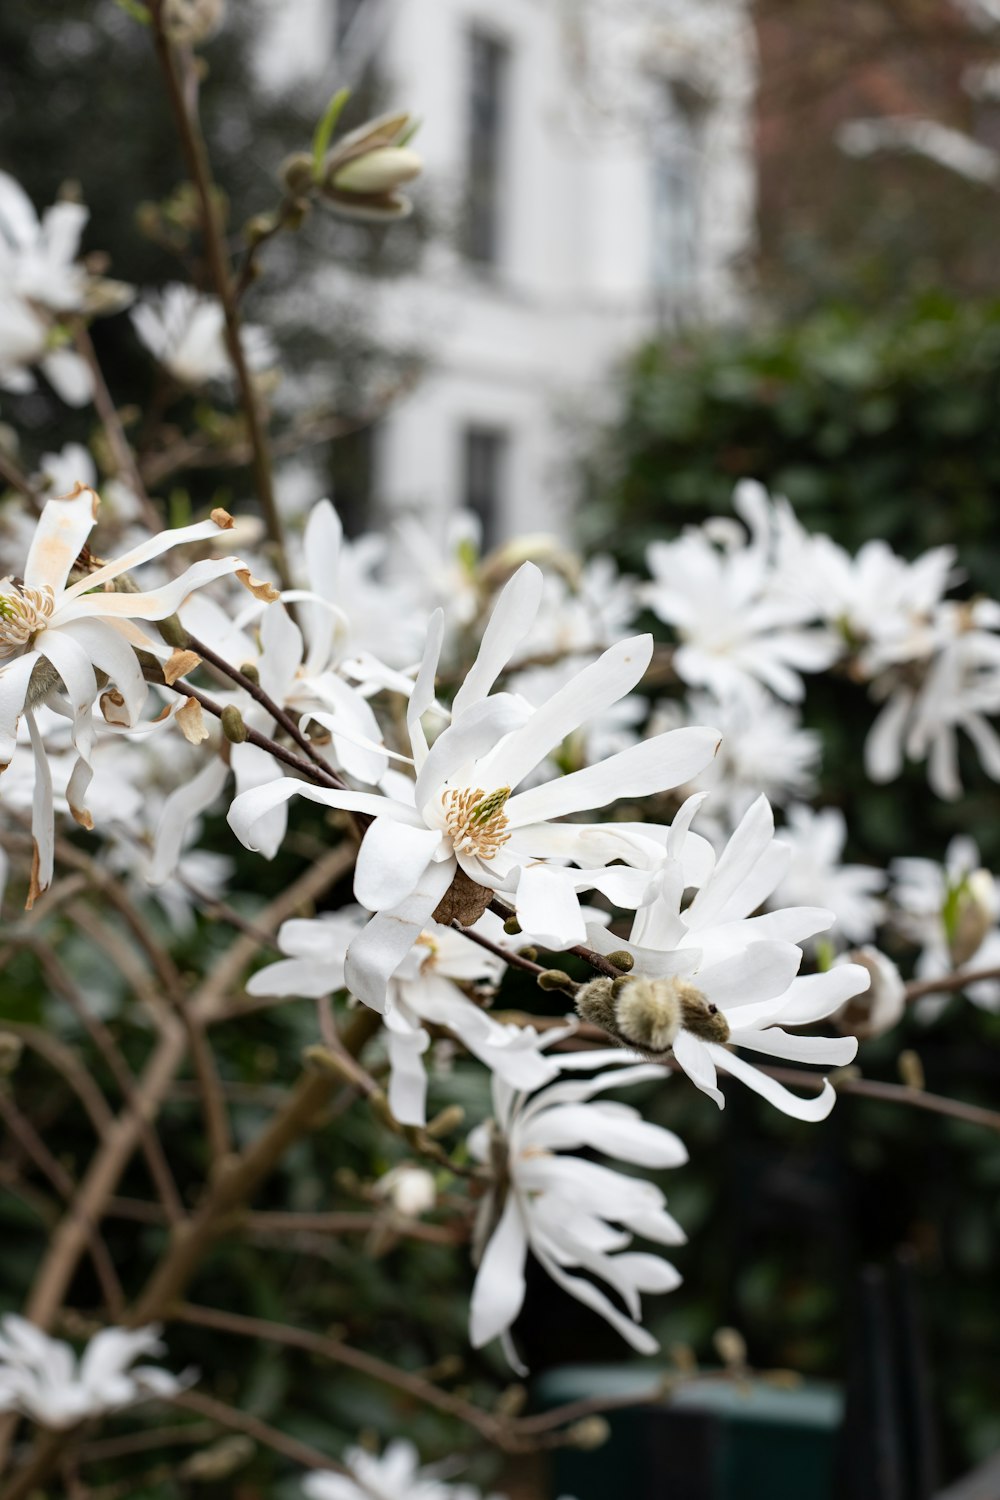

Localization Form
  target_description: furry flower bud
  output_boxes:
[576,975,730,1058]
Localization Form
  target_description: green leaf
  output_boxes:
[312,87,351,179]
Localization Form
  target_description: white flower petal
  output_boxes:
[505,725,721,826]
[469,1191,529,1348]
[353,817,443,911]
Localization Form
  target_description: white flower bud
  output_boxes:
[374,1163,436,1218]
[330,147,423,197]
[948,868,998,967]
[833,947,905,1039]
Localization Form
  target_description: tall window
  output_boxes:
[465,30,509,266]
[462,425,508,548]
[650,82,705,316]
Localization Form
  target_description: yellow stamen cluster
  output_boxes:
[0,582,55,658]
[443,785,512,860]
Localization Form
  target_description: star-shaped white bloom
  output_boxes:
[131,283,274,388]
[584,795,868,1120]
[229,561,720,1009]
[0,485,245,901]
[891,836,1000,1011]
[865,601,1000,800]
[248,907,558,1125]
[769,803,886,948]
[469,1048,688,1369]
[0,1318,189,1430]
[0,172,95,405]
[302,1439,504,1500]
[642,482,838,703]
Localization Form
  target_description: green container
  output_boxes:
[533,1366,844,1500]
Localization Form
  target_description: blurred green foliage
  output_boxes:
[577,292,1000,1483]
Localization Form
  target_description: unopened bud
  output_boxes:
[329,146,422,197]
[948,869,998,967]
[425,1104,465,1138]
[281,151,316,197]
[537,968,574,993]
[221,705,249,743]
[245,211,280,246]
[238,661,260,685]
[834,948,905,1039]
[495,1383,527,1418]
[606,950,635,972]
[180,1436,253,1481]
[503,915,521,936]
[566,1416,611,1451]
[899,1049,925,1091]
[157,614,191,650]
[517,946,538,962]
[713,1326,748,1370]
[0,1033,23,1074]
[374,1163,436,1218]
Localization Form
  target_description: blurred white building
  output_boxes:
[257,0,757,541]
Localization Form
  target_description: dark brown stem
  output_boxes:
[183,633,350,789]
[904,963,1000,1003]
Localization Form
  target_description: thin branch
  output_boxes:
[25,939,186,1227]
[170,1389,342,1472]
[147,1,291,587]
[78,1422,215,1465]
[72,322,162,533]
[904,963,1000,1003]
[0,1092,124,1318]
[182,633,353,790]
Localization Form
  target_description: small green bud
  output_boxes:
[221,705,249,743]
[425,1104,465,1139]
[0,1033,23,1075]
[537,969,574,993]
[606,949,634,972]
[517,946,538,962]
[238,661,260,685]
[281,151,316,197]
[565,1416,611,1450]
[157,614,191,650]
[503,915,522,936]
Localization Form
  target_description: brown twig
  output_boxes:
[147,2,291,587]
[0,1092,124,1318]
[170,1389,342,1472]
[904,963,1000,1003]
[72,322,162,533]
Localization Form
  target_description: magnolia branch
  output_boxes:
[147,0,291,587]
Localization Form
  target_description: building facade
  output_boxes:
[258,0,757,541]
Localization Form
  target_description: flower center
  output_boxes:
[442,785,511,860]
[0,581,55,658]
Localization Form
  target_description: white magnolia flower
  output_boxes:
[891,836,1000,1010]
[0,486,244,901]
[583,796,867,1120]
[769,804,886,947]
[302,1439,502,1500]
[866,601,1000,799]
[248,907,557,1125]
[230,561,720,1010]
[0,173,93,405]
[131,283,275,387]
[642,482,838,703]
[469,1049,688,1368]
[0,1317,187,1430]
[651,682,821,831]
